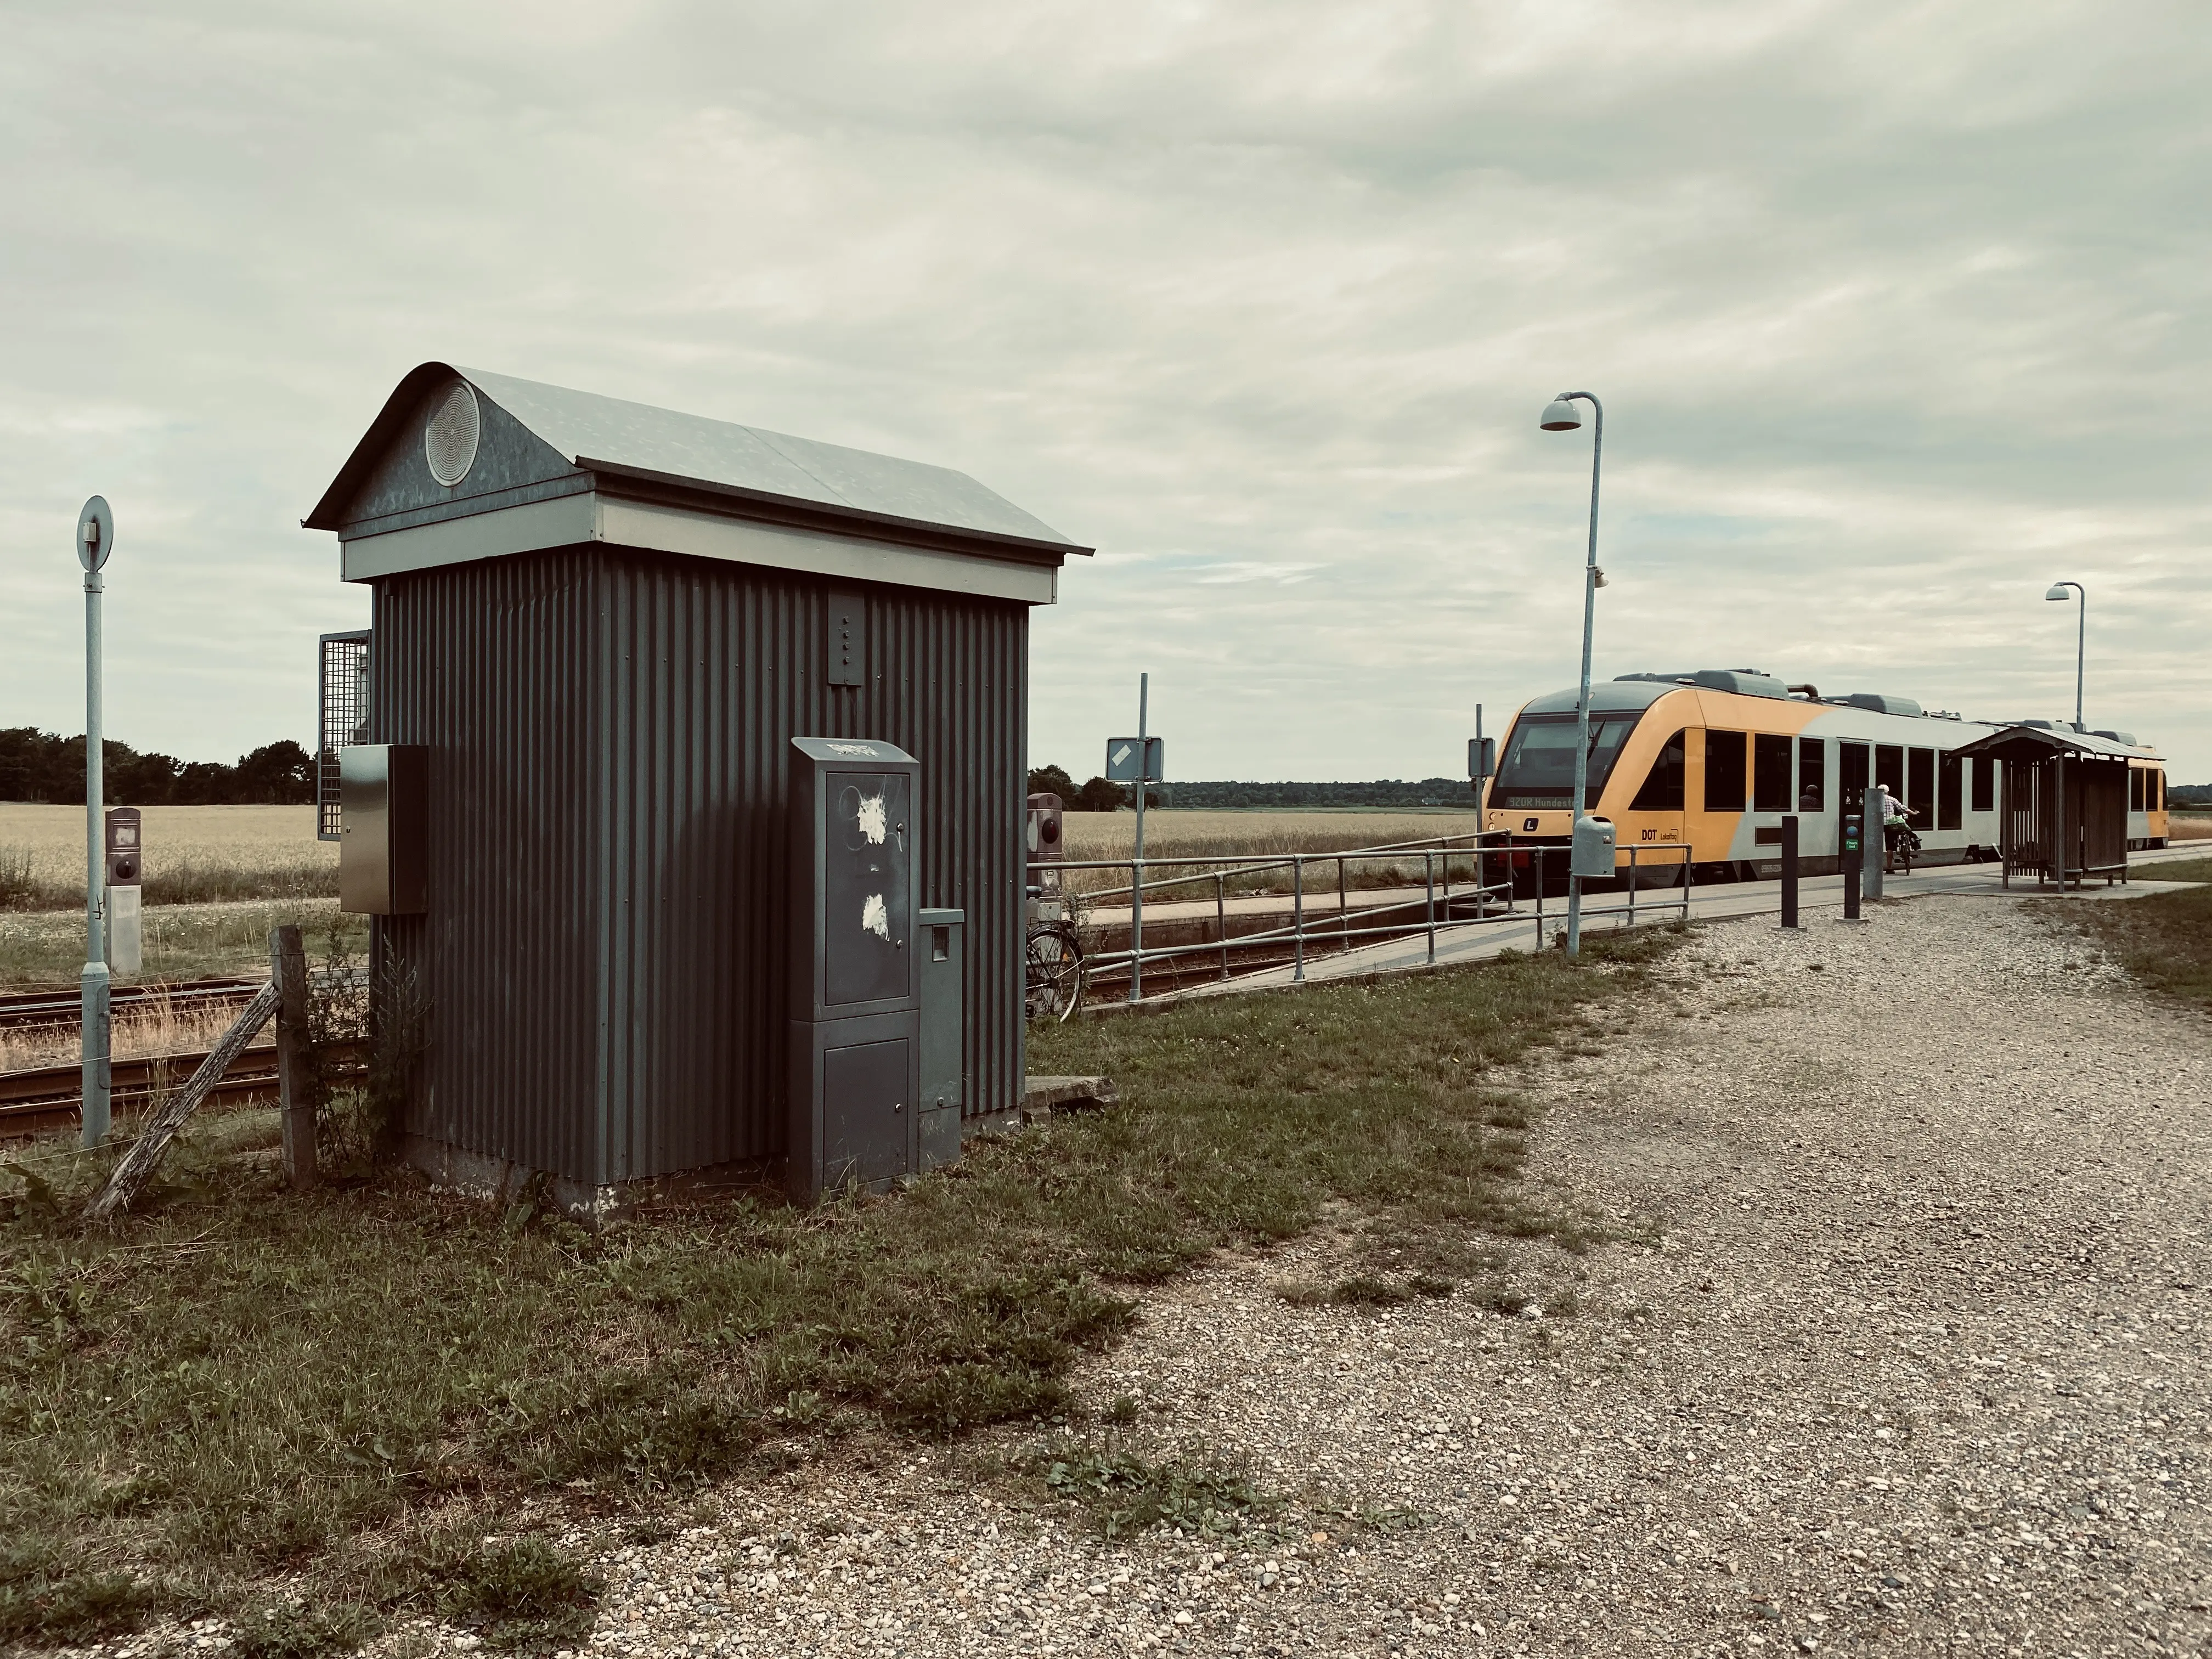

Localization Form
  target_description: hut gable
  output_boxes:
[306,364,1087,605]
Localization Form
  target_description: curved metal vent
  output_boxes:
[424,381,481,487]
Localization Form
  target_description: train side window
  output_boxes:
[1628,730,1686,811]
[1752,733,1792,812]
[1703,730,1748,812]
[1970,754,1994,813]
[1797,737,1825,810]
[1938,752,1962,831]
[2131,769,2146,811]
[1874,744,1904,811]
[1908,748,1934,824]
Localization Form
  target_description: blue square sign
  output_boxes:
[1105,736,1163,783]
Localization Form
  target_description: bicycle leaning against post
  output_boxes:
[1024,887,1084,1023]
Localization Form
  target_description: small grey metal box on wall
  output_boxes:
[788,736,921,1203]
[338,744,428,916]
[917,907,964,1170]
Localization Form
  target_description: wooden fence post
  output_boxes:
[272,924,315,1189]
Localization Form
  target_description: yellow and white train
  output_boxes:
[1481,669,2170,883]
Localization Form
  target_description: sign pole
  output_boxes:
[77,498,115,1148]
[1130,673,1148,1003]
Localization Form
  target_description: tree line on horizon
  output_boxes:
[0,727,317,805]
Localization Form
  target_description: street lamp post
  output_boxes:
[2044,580,2085,730]
[1539,391,1603,960]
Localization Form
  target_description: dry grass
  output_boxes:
[1057,809,1488,899]
[0,997,266,1073]
[2164,814,2212,840]
[0,805,334,910]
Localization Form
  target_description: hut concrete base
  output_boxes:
[399,1132,778,1226]
[398,1075,1114,1222]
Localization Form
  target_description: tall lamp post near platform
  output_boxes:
[2044,579,2085,731]
[1539,391,1605,960]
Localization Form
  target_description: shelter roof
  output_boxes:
[1952,724,2153,763]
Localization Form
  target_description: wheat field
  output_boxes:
[0,804,335,907]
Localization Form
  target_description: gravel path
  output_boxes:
[109,891,2212,1659]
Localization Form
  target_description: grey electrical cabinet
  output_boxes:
[788,736,922,1203]
[916,907,964,1171]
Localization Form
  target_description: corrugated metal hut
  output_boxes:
[304,363,1090,1204]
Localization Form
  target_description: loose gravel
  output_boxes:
[69,891,2212,1659]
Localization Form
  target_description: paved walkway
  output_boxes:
[1137,844,2203,1005]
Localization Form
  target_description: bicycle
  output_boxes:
[1025,917,1085,1023]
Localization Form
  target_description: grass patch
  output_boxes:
[2063,884,2212,1009]
[2141,856,2212,884]
[0,929,1671,1640]
[1036,1442,1278,1539]
[0,899,364,987]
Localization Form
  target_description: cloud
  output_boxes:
[0,0,2203,781]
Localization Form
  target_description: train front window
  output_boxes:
[1629,730,1686,811]
[1491,714,1638,808]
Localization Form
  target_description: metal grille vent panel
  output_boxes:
[317,630,372,841]
[424,382,481,487]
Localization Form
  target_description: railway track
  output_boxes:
[0,977,268,1036]
[0,1039,366,1139]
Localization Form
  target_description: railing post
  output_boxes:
[1128,854,1144,1003]
[1627,843,1637,927]
[1535,847,1544,943]
[1338,852,1348,949]
[1217,872,1228,981]
[1425,851,1436,964]
[1293,855,1306,981]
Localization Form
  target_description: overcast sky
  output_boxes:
[3,0,2205,782]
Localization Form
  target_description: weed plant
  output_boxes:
[0,929,1671,1644]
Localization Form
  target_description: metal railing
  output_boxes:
[1039,832,1692,1002]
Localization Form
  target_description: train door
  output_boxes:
[1839,741,1870,821]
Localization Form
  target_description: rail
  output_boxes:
[1039,832,1692,1002]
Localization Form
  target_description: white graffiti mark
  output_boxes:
[862,893,890,940]
[856,793,887,844]
[828,742,879,757]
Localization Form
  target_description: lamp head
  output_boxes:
[2044,583,2073,602]
[1539,396,1583,432]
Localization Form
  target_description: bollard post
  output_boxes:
[1863,788,1885,902]
[1841,811,1865,922]
[1293,855,1306,981]
[1780,814,1799,929]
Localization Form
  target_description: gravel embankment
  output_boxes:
[78,891,2212,1659]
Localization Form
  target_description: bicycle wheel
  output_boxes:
[1025,924,1084,1023]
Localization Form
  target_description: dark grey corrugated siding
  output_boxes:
[373,544,1026,1188]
